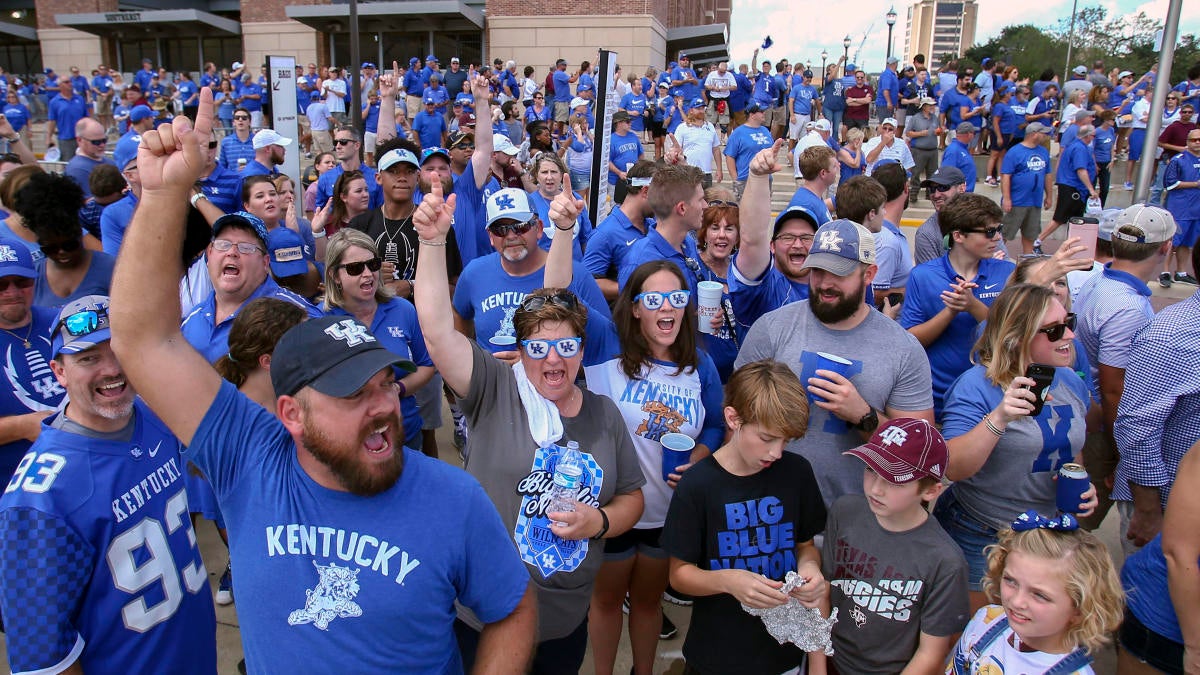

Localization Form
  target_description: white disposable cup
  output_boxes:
[696,281,723,335]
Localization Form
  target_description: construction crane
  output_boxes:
[852,21,875,66]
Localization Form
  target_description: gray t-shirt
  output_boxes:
[824,495,971,674]
[735,302,934,506]
[458,343,645,639]
[906,111,940,150]
[914,213,944,265]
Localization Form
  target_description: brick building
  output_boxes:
[2,0,730,88]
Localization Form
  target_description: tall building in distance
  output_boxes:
[903,0,978,70]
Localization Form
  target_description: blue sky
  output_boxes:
[727,0,1200,73]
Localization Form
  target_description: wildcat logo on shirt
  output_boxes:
[513,443,603,578]
[710,496,796,578]
[4,342,65,412]
[619,380,700,441]
[287,560,363,630]
[830,538,923,624]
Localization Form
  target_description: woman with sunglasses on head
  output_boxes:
[324,230,435,452]
[528,152,592,262]
[412,178,645,674]
[935,283,1099,611]
[12,171,115,308]
[583,259,724,675]
[696,199,740,381]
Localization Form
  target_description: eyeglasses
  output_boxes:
[56,308,108,338]
[211,239,264,255]
[533,96,544,99]
[520,337,582,360]
[633,290,691,310]
[338,257,383,275]
[334,138,357,146]
[233,115,250,121]
[962,226,1003,238]
[84,137,108,146]
[488,220,536,237]
[773,233,814,246]
[520,291,579,312]
[40,239,83,257]
[452,143,475,150]
[1037,313,1077,342]
[0,277,34,292]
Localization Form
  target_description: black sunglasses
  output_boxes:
[962,226,1003,239]
[707,200,739,208]
[1037,313,1077,342]
[0,277,34,292]
[233,115,250,120]
[84,137,108,146]
[338,257,383,275]
[519,290,578,312]
[334,138,357,146]
[488,220,535,237]
[40,239,84,257]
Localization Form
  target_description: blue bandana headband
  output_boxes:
[1011,510,1079,532]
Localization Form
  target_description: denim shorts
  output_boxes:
[569,169,590,192]
[1119,609,1184,675]
[933,487,998,591]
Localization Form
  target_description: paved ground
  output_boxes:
[3,134,1188,674]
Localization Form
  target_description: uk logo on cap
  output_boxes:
[324,320,375,347]
[495,194,516,211]
[0,245,17,263]
[817,229,844,252]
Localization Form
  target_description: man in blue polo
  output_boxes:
[876,56,901,121]
[586,160,656,301]
[404,57,425,124]
[618,164,707,294]
[900,193,1014,419]
[47,78,87,161]
[723,102,774,200]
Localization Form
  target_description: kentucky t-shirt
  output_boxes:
[0,306,64,482]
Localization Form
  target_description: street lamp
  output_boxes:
[886,6,898,62]
[843,35,852,64]
[820,49,828,85]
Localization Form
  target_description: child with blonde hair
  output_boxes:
[947,512,1124,674]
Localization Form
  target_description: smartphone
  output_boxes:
[886,293,904,308]
[1067,216,1099,260]
[1024,363,1056,417]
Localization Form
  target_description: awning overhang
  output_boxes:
[285,1,484,34]
[0,19,37,42]
[55,9,241,38]
[666,23,728,63]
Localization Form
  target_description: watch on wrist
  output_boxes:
[591,508,610,540]
[855,408,880,433]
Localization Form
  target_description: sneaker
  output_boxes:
[1123,182,1134,191]
[1032,239,1045,256]
[1174,272,1199,285]
[1159,272,1173,288]
[660,613,678,640]
[663,588,694,606]
[622,595,630,615]
[452,412,468,450]
[984,176,998,187]
[216,561,233,606]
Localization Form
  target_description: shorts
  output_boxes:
[1002,205,1042,240]
[894,109,907,127]
[364,130,377,154]
[249,109,264,129]
[769,105,788,129]
[845,116,870,131]
[649,118,666,139]
[932,487,997,591]
[788,113,811,139]
[1173,218,1199,248]
[1129,128,1147,161]
[991,134,1013,152]
[876,106,894,122]
[569,168,590,192]
[1119,609,1184,675]
[553,101,570,123]
[405,94,422,120]
[413,373,444,429]
[604,526,667,561]
[95,96,112,116]
[1052,184,1087,224]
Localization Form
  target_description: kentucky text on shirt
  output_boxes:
[112,456,184,522]
[264,524,422,585]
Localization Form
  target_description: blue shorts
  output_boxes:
[569,168,590,192]
[1129,128,1147,161]
[933,487,998,591]
[1173,218,1199,248]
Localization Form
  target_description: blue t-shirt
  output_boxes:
[412,110,447,149]
[728,258,809,334]
[620,93,648,132]
[2,103,28,132]
[671,66,701,102]
[608,131,644,185]
[178,80,199,107]
[91,74,112,95]
[452,254,610,350]
[529,191,593,261]
[315,165,384,212]
[49,95,88,140]
[100,192,138,257]
[422,85,450,115]
[64,154,116,198]
[1165,151,1200,221]
[1093,126,1116,164]
[724,124,775,181]
[790,84,818,115]
[1056,139,1097,191]
[618,228,703,295]
[448,162,492,266]
[731,73,753,112]
[875,68,900,108]
[942,139,977,192]
[939,90,969,127]
[0,306,63,480]
[0,403,217,675]
[552,70,572,104]
[219,133,255,171]
[239,82,264,112]
[362,100,381,134]
[584,209,651,281]
[189,381,530,672]
[1001,143,1051,207]
[695,262,740,382]
[34,251,117,308]
[992,101,1018,135]
[786,187,834,223]
[1122,535,1190,644]
[182,278,323,363]
[900,255,1014,417]
[822,77,846,113]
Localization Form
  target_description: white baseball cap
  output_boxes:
[485,188,536,228]
[252,129,293,150]
[493,135,519,156]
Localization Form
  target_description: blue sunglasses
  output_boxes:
[520,337,582,359]
[633,290,691,310]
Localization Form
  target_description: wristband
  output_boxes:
[312,228,326,239]
[555,223,574,231]
[419,237,447,246]
[190,192,208,207]
[591,508,610,540]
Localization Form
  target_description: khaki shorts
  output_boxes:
[553,101,570,123]
[405,94,422,120]
[787,113,811,139]
[1002,205,1042,241]
[95,95,112,116]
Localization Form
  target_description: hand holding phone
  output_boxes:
[1023,363,1056,417]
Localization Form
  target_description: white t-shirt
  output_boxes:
[520,78,539,101]
[947,606,1095,675]
[324,78,347,113]
[1131,98,1151,129]
[675,122,720,173]
[704,71,736,99]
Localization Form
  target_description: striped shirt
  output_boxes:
[1113,290,1200,506]
[1074,265,1155,385]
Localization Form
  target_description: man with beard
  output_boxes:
[243,129,291,178]
[900,193,1013,419]
[108,94,537,673]
[0,295,217,675]
[729,141,819,331]
[735,219,935,507]
[452,188,608,354]
[314,127,381,210]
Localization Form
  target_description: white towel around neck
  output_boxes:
[512,361,564,447]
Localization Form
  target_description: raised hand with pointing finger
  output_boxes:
[413,168,457,243]
[750,139,785,177]
[138,87,214,196]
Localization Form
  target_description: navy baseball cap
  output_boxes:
[267,227,309,278]
[271,316,414,398]
[212,211,270,249]
[128,105,154,123]
[0,236,36,279]
[52,295,112,358]
[801,219,876,276]
[744,102,765,114]
[921,165,965,189]
[773,205,819,235]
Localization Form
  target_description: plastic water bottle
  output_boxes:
[547,441,583,517]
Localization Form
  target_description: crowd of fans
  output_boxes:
[0,45,1198,675]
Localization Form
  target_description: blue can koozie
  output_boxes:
[1055,463,1090,514]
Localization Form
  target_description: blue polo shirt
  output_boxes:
[1056,139,1097,191]
[899,255,1015,418]
[876,68,900,108]
[200,163,245,214]
[219,133,255,171]
[412,109,447,148]
[724,123,775,181]
[939,90,970,127]
[585,209,652,281]
[181,278,323,362]
[618,228,702,295]
[314,165,384,211]
[49,94,88,140]
[942,139,976,192]
[728,258,809,334]
[786,188,834,223]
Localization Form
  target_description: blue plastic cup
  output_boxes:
[488,335,517,354]
[811,352,853,403]
[661,433,695,482]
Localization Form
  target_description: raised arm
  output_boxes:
[735,139,784,281]
[109,88,222,446]
[470,74,494,189]
[544,173,582,289]
[376,61,398,142]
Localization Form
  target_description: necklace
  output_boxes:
[0,322,34,349]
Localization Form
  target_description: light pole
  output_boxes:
[843,35,852,64]
[886,6,898,62]
[821,49,828,85]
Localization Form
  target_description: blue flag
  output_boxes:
[761,36,774,51]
